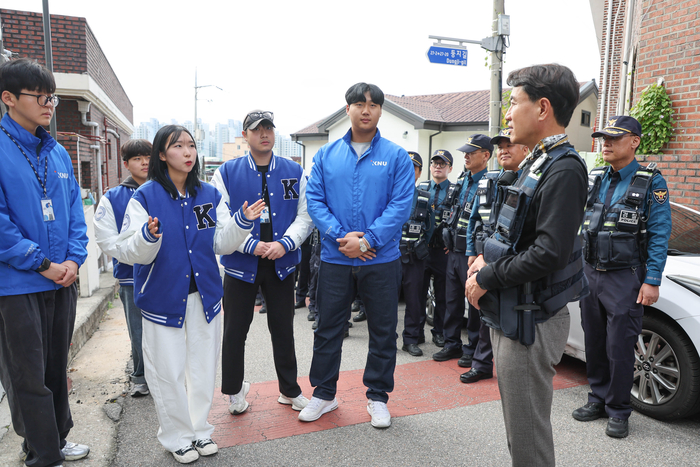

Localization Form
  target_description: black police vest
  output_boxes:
[581,164,659,271]
[471,170,503,255]
[440,175,469,252]
[400,187,431,261]
[479,142,589,345]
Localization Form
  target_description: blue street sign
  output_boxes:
[426,46,468,67]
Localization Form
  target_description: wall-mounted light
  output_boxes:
[402,131,408,139]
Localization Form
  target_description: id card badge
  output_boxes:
[260,206,270,224]
[41,198,55,222]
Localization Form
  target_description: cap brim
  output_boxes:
[490,135,510,145]
[246,119,276,131]
[457,144,480,153]
[591,128,633,138]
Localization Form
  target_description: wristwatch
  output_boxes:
[37,257,51,273]
[359,238,368,253]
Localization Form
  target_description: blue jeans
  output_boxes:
[120,285,146,384]
[309,259,401,403]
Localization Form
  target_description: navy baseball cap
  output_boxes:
[490,128,513,145]
[591,115,642,138]
[431,149,453,166]
[457,134,494,154]
[243,110,275,131]
[408,151,423,168]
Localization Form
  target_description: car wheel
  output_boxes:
[425,278,435,327]
[631,312,700,420]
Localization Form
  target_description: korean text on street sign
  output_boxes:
[426,46,468,67]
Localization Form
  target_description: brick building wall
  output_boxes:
[598,0,700,207]
[1,8,133,198]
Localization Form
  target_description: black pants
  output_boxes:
[296,237,312,301]
[581,264,645,420]
[421,246,448,337]
[221,259,301,398]
[443,252,469,351]
[401,254,427,344]
[0,285,77,467]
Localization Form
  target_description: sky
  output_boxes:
[4,0,601,137]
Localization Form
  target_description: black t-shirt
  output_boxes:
[257,165,273,242]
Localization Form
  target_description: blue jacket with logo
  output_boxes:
[115,179,253,328]
[93,176,140,285]
[211,153,313,283]
[0,113,88,296]
[306,128,414,265]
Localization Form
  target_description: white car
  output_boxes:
[566,201,700,420]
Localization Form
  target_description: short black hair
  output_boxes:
[121,139,153,162]
[0,58,56,97]
[345,82,384,106]
[148,125,201,198]
[506,64,579,127]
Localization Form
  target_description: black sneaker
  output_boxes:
[432,334,445,347]
[432,347,462,362]
[606,417,629,438]
[572,402,607,421]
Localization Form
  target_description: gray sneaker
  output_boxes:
[131,383,150,397]
[19,441,89,462]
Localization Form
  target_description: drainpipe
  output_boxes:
[294,140,306,171]
[618,0,636,115]
[597,0,614,152]
[105,127,121,180]
[76,136,81,189]
[77,101,101,197]
[428,126,443,182]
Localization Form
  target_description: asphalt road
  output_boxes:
[107,297,700,467]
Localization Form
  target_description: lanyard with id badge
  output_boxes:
[1,125,54,222]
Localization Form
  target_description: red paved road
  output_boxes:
[211,357,588,448]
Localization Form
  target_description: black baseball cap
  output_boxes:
[490,128,513,145]
[408,151,423,168]
[243,110,275,131]
[431,149,453,166]
[457,134,494,154]
[591,115,642,138]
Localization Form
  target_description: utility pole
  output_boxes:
[489,0,505,140]
[42,0,57,139]
[193,68,222,181]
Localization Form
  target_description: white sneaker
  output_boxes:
[367,400,391,428]
[172,445,199,464]
[228,381,251,414]
[193,438,218,456]
[19,441,89,462]
[298,396,338,422]
[278,393,309,411]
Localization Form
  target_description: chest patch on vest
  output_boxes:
[193,203,216,229]
[281,178,299,200]
[652,189,668,204]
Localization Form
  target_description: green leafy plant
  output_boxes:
[629,83,674,154]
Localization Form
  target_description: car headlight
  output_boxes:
[667,275,700,297]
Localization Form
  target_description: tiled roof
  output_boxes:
[385,90,490,123]
[293,118,326,135]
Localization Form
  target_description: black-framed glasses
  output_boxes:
[431,160,449,168]
[18,92,60,107]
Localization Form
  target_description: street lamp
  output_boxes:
[194,68,222,181]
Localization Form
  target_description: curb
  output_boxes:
[0,271,118,443]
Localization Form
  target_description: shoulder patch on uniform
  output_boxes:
[95,206,106,221]
[652,189,668,204]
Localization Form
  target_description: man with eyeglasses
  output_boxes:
[434,135,492,365]
[212,110,313,416]
[402,150,452,356]
[0,58,90,466]
[573,115,671,438]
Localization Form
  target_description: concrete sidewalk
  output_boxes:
[0,271,119,444]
